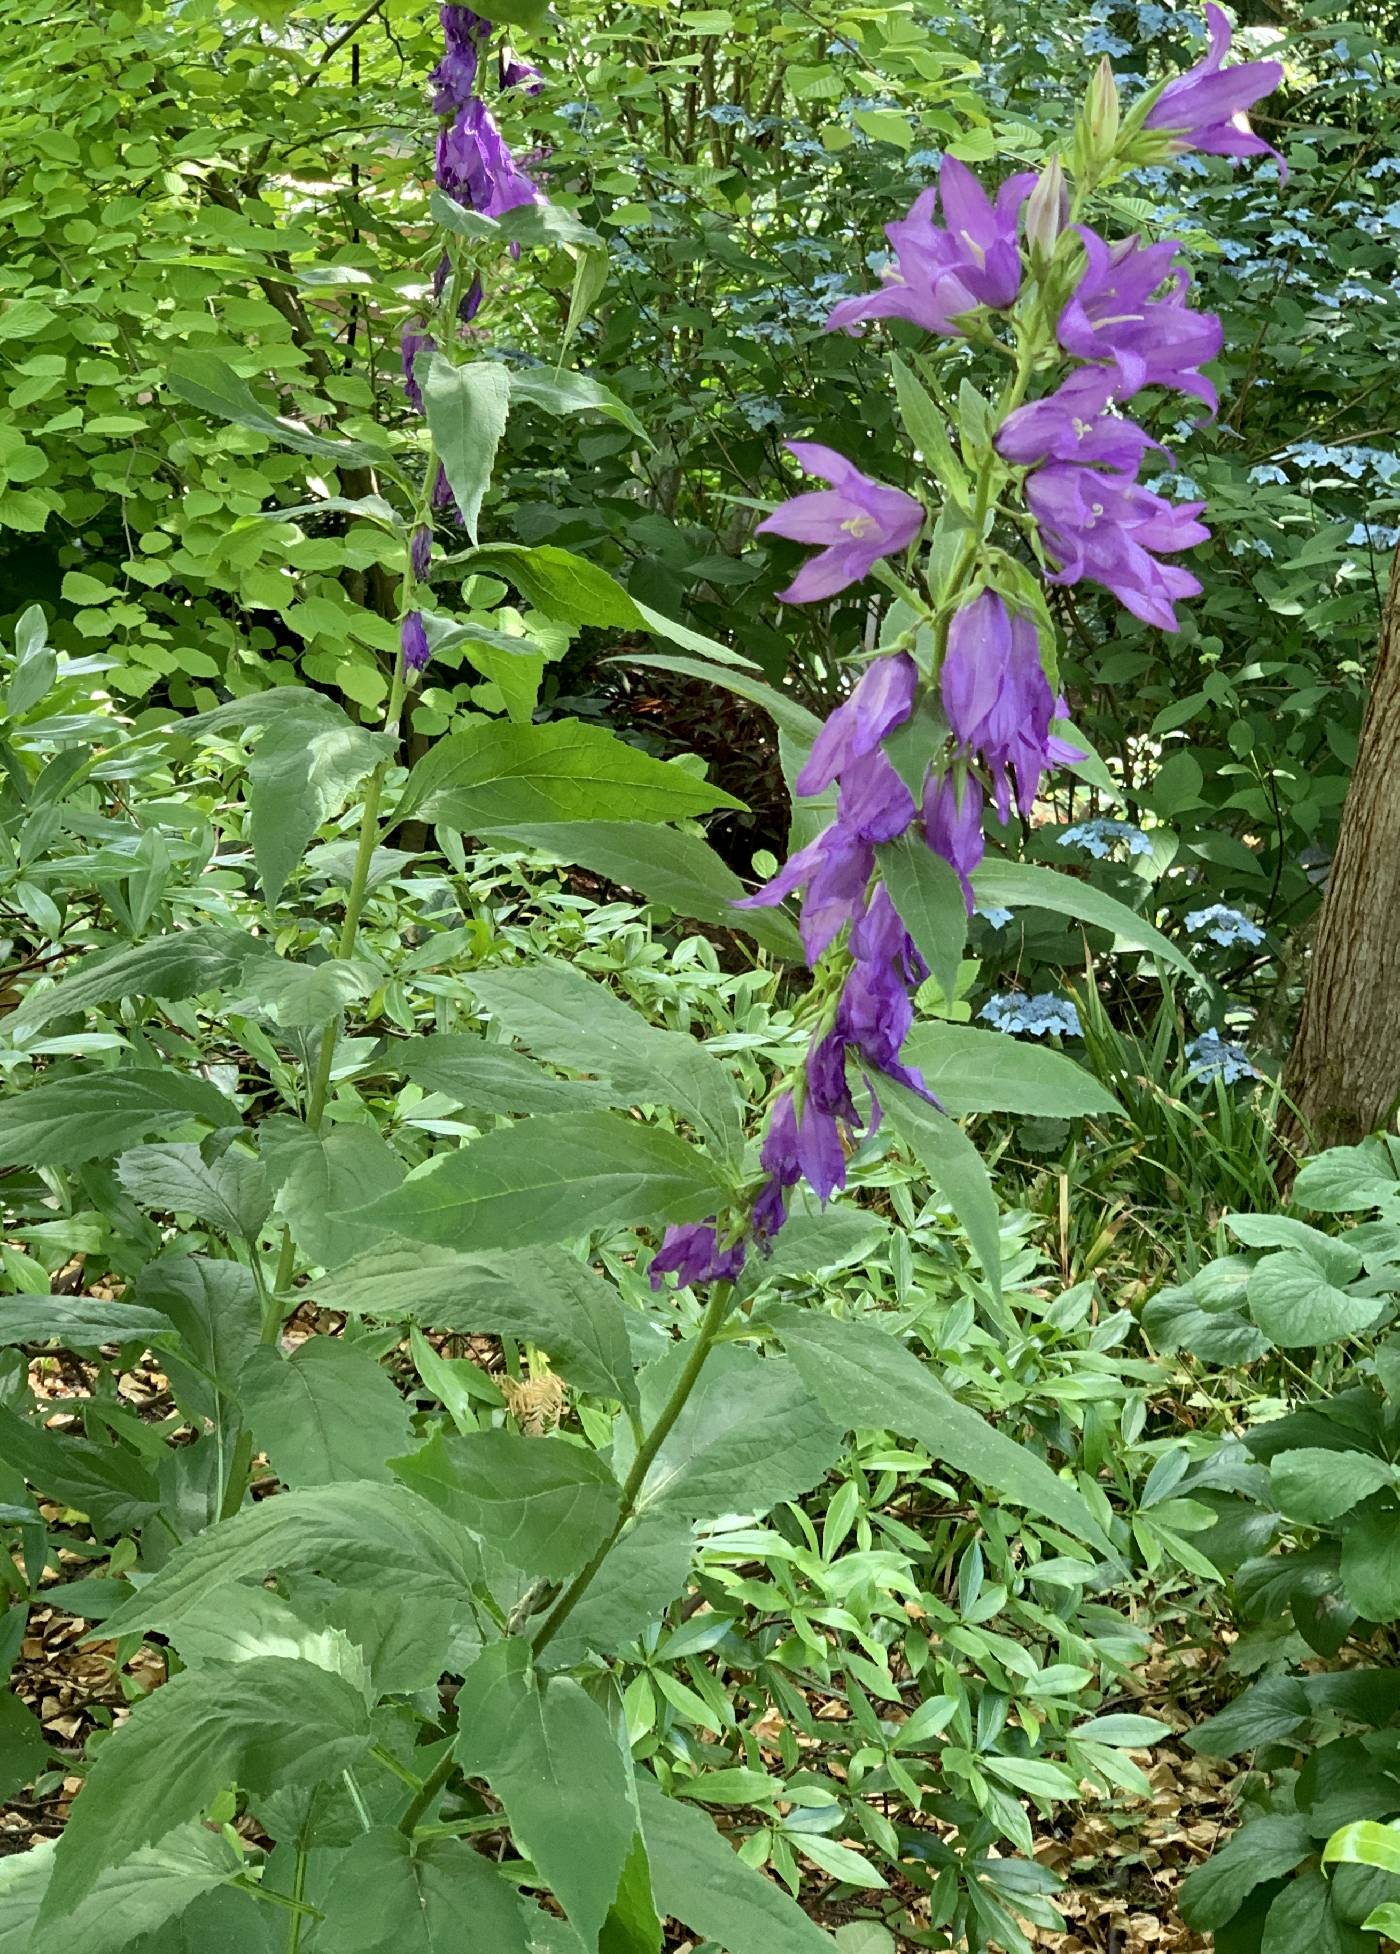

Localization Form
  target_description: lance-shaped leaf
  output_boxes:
[971,858,1193,974]
[456,1639,634,1953]
[880,1074,1004,1297]
[392,717,742,831]
[40,1657,372,1924]
[400,1034,622,1117]
[902,1022,1120,1119]
[13,926,272,1034]
[349,1111,730,1254]
[766,1306,1114,1555]
[166,356,383,465]
[0,1070,239,1170]
[392,1429,620,1582]
[422,355,511,544]
[877,832,968,1004]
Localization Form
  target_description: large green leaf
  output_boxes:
[1270,1449,1396,1526]
[349,1111,730,1253]
[166,355,381,464]
[13,926,270,1033]
[239,1339,413,1489]
[880,1074,1003,1298]
[901,1022,1121,1119]
[246,709,391,908]
[878,832,968,1003]
[422,356,511,545]
[318,1827,532,1954]
[399,1034,622,1116]
[116,1141,269,1242]
[99,1482,482,1640]
[261,1117,405,1268]
[132,1256,261,1447]
[0,1825,245,1954]
[508,367,647,440]
[1247,1252,1386,1347]
[314,1242,639,1411]
[457,1639,634,1953]
[636,1776,838,1954]
[474,819,802,959]
[767,1307,1114,1554]
[41,1658,371,1923]
[970,858,1194,974]
[1341,1495,1400,1621]
[0,1296,175,1347]
[539,1511,694,1670]
[393,719,742,831]
[392,1429,620,1581]
[468,959,743,1165]
[0,1069,239,1168]
[0,1402,158,1534]
[445,544,759,668]
[614,1343,840,1524]
[1177,1815,1315,1932]
[1325,1820,1400,1876]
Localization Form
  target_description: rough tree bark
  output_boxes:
[1280,542,1400,1161]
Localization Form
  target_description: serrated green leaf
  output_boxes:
[392,1429,620,1581]
[880,1073,1003,1297]
[117,1141,269,1241]
[0,1070,239,1169]
[901,1022,1120,1118]
[239,1339,413,1489]
[423,356,511,544]
[318,1827,532,1953]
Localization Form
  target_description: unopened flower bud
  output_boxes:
[1088,55,1120,158]
[1024,155,1066,266]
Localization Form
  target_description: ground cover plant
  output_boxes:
[1,2,1400,1951]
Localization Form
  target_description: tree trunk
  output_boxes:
[1280,543,1400,1162]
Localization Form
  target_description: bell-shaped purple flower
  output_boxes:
[431,6,491,116]
[499,45,543,93]
[1058,230,1223,412]
[401,611,431,674]
[1026,465,1209,632]
[410,525,432,583]
[738,826,873,964]
[796,652,917,797]
[923,770,985,911]
[1144,5,1285,169]
[432,462,461,522]
[758,444,924,604]
[838,886,928,1086]
[760,1088,847,1213]
[995,368,1160,476]
[650,1222,746,1291]
[437,99,541,218]
[941,593,1070,822]
[401,327,435,414]
[827,158,1036,338]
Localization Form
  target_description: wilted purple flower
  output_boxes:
[1058,230,1223,412]
[923,770,985,910]
[401,327,435,413]
[499,45,543,93]
[941,593,1077,821]
[437,99,541,218]
[431,6,490,116]
[758,444,924,604]
[995,368,1159,475]
[401,611,431,673]
[650,1222,746,1290]
[1026,465,1209,631]
[838,886,929,1089]
[796,652,917,797]
[1145,4,1284,169]
[827,158,1035,337]
[739,825,874,963]
[432,463,460,519]
[410,525,432,582]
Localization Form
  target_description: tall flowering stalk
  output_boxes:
[651,7,1283,1289]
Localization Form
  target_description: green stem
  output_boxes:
[531,1278,736,1656]
[286,1841,309,1954]
[394,1280,736,1840]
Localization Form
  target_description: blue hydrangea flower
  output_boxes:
[1348,523,1400,550]
[1248,462,1288,486]
[981,992,1083,1039]
[1186,1030,1260,1085]
[975,904,1014,929]
[1185,904,1265,948]
[1060,818,1153,861]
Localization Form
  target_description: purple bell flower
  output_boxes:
[410,525,432,582]
[827,157,1036,337]
[738,826,873,964]
[1144,4,1285,170]
[437,99,541,218]
[995,368,1160,475]
[401,327,435,413]
[796,651,918,797]
[432,462,461,521]
[923,771,985,911]
[649,1222,746,1291]
[941,593,1077,822]
[430,6,490,116]
[838,886,929,1088]
[758,444,924,604]
[499,46,543,93]
[1058,229,1224,413]
[1026,465,1210,632]
[401,611,431,674]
